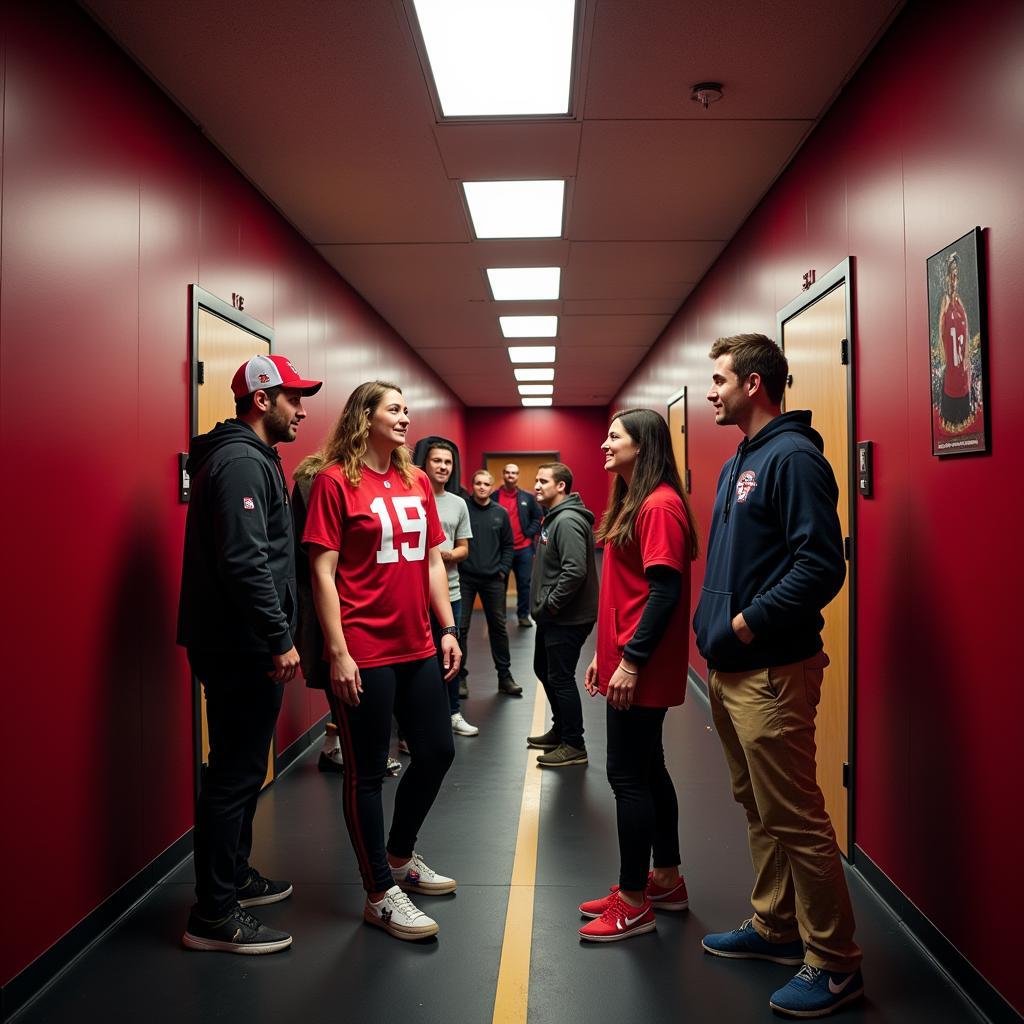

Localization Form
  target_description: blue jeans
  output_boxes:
[431,599,461,713]
[508,546,534,618]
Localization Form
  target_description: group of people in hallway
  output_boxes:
[176,333,864,1019]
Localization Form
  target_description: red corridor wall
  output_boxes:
[612,0,1024,1014]
[0,1,464,988]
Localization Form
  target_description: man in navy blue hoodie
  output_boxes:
[695,334,862,1019]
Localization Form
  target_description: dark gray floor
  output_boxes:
[14,612,984,1024]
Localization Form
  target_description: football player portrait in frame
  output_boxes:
[926,227,989,455]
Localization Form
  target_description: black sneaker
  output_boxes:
[518,616,533,628]
[498,673,523,697]
[527,729,561,750]
[182,906,292,954]
[237,868,293,908]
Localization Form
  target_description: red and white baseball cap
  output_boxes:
[230,354,323,399]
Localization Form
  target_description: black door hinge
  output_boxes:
[840,339,849,365]
[842,762,850,789]
[197,360,205,385]
[844,536,851,561]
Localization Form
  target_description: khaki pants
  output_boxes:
[709,652,861,972]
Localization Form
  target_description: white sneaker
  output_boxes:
[451,712,479,737]
[363,885,438,940]
[391,852,457,895]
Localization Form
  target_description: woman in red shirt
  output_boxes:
[579,408,699,942]
[304,381,462,942]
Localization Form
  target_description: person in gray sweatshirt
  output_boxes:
[528,462,599,767]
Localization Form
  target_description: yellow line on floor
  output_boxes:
[491,681,548,1024]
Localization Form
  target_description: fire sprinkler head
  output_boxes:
[690,82,724,110]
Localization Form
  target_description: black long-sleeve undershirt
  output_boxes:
[622,565,682,666]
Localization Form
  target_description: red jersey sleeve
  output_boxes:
[303,471,346,551]
[637,493,687,573]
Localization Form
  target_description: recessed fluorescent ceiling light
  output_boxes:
[522,397,553,407]
[508,346,556,363]
[518,384,554,396]
[487,267,561,301]
[500,315,557,338]
[412,0,576,117]
[463,180,564,238]
[514,368,555,382]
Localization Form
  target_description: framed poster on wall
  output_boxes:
[926,227,988,455]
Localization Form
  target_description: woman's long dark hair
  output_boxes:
[597,408,699,559]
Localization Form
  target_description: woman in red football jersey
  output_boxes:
[304,381,462,942]
[578,408,700,943]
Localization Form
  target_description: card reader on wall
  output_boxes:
[857,441,873,498]
[179,452,191,503]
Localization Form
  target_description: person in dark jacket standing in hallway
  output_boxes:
[177,353,321,955]
[495,463,542,627]
[458,470,520,696]
[696,333,862,1019]
[527,462,597,767]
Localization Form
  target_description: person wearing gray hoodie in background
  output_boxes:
[528,462,599,767]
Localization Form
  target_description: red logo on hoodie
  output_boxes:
[735,470,758,503]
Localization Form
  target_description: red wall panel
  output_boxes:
[464,407,612,523]
[611,0,1024,1013]
[0,1,464,986]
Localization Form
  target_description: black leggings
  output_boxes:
[605,703,681,892]
[327,656,455,893]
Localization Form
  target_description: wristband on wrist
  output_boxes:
[440,625,459,638]
[618,663,638,676]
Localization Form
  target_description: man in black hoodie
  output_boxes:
[527,462,597,767]
[177,353,321,955]
[695,334,863,1019]
[458,470,519,696]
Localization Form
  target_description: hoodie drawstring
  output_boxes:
[721,439,747,523]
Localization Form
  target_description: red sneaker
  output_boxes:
[578,892,655,942]
[579,872,689,919]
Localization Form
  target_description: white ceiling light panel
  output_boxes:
[486,267,561,300]
[518,384,554,395]
[521,397,554,407]
[514,367,555,382]
[463,180,565,238]
[499,315,558,338]
[412,0,576,117]
[508,346,556,363]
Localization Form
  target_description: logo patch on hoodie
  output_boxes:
[242,496,255,510]
[735,471,758,503]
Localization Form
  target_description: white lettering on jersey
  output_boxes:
[370,495,427,564]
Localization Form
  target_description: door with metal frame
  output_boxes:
[778,263,855,856]
[667,387,691,496]
[190,286,277,795]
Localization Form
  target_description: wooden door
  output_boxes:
[667,388,690,494]
[484,453,557,610]
[781,284,851,854]
[194,307,276,788]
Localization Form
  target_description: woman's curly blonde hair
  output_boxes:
[321,380,414,487]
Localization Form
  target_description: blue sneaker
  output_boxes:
[702,918,804,964]
[770,964,864,1018]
